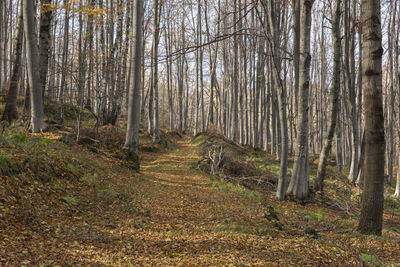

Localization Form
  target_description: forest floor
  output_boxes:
[1,106,400,265]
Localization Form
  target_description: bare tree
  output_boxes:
[314,0,341,191]
[124,0,144,168]
[23,0,45,132]
[358,0,385,236]
[2,4,23,124]
[287,0,314,199]
[38,0,53,98]
[151,0,162,143]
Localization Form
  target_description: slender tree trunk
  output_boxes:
[395,148,400,198]
[345,0,359,184]
[386,0,396,185]
[165,4,174,130]
[394,3,400,199]
[85,0,95,110]
[38,0,53,99]
[293,0,301,122]
[287,0,314,199]
[151,0,161,143]
[59,0,69,124]
[314,0,341,191]
[232,0,239,142]
[2,7,23,124]
[178,8,185,136]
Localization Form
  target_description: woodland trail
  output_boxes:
[2,135,398,266]
[133,138,273,265]
[102,137,358,266]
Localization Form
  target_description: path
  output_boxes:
[2,136,383,266]
[98,138,352,266]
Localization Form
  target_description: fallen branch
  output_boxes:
[208,145,224,175]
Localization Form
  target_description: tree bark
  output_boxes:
[358,0,385,236]
[124,0,143,168]
[314,0,341,191]
[2,7,23,124]
[38,0,53,99]
[151,0,161,143]
[23,0,46,132]
[287,0,314,199]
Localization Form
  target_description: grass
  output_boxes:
[337,218,356,230]
[210,176,265,203]
[213,221,253,234]
[80,173,99,187]
[384,195,400,213]
[359,249,381,265]
[61,196,80,206]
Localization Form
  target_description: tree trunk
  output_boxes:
[232,0,239,142]
[2,7,23,124]
[287,0,314,199]
[314,0,341,191]
[0,0,3,91]
[345,0,359,184]
[293,0,301,122]
[151,0,161,143]
[59,0,69,124]
[124,0,143,169]
[38,0,53,99]
[23,0,45,132]
[358,0,385,236]
[395,151,400,198]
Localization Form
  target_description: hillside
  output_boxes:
[0,121,399,266]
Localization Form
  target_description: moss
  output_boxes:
[78,136,96,145]
[123,149,140,171]
[61,196,79,206]
[0,152,14,176]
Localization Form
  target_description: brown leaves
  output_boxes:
[0,132,399,266]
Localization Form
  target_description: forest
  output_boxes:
[0,0,400,265]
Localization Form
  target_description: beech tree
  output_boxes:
[287,0,314,199]
[1,3,23,124]
[314,0,341,191]
[358,0,385,235]
[38,0,53,98]
[124,0,144,166]
[23,0,46,132]
[150,0,162,143]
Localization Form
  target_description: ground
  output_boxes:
[0,123,400,266]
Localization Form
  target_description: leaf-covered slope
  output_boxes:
[0,128,399,266]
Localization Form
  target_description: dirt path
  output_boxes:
[96,138,353,266]
[3,136,398,266]
[135,139,270,265]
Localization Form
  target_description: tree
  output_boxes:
[1,5,23,124]
[345,0,359,184]
[38,0,53,98]
[151,0,162,143]
[358,0,385,235]
[124,0,144,168]
[23,0,46,132]
[314,0,341,191]
[0,0,3,91]
[59,0,70,124]
[259,0,289,201]
[232,0,239,142]
[287,0,314,199]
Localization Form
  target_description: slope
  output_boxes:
[0,128,399,266]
